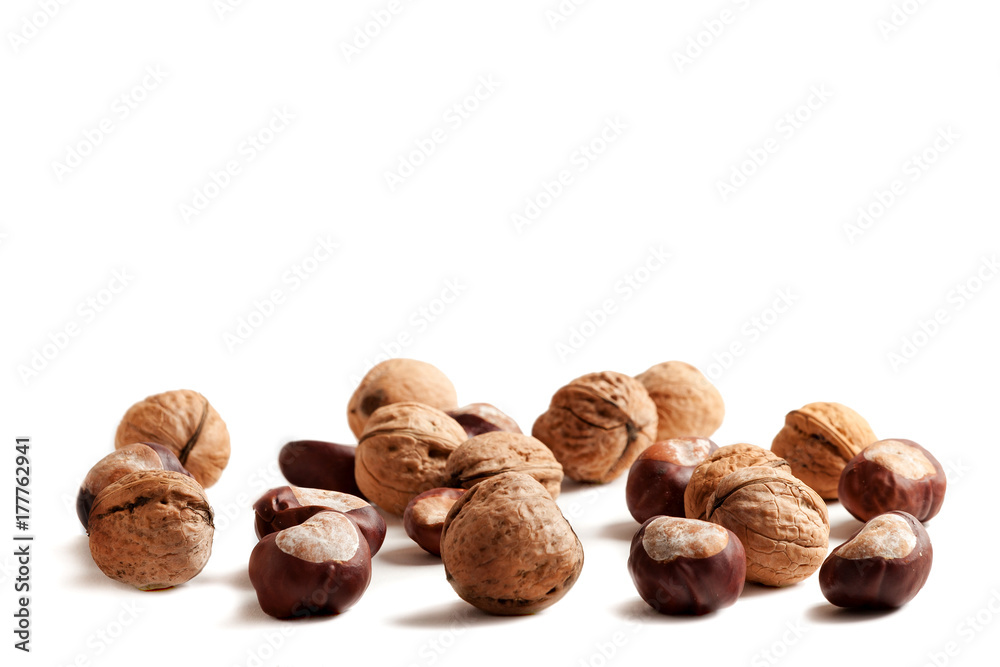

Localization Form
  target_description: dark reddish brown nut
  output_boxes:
[684,443,790,521]
[403,487,465,556]
[114,389,230,488]
[76,442,192,530]
[839,439,946,523]
[819,511,932,609]
[278,440,365,498]
[628,516,745,615]
[635,361,725,441]
[532,371,658,483]
[249,511,372,619]
[253,486,385,556]
[626,438,718,523]
[347,359,458,438]
[445,431,563,499]
[446,403,522,437]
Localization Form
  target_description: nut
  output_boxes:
[838,439,946,522]
[635,361,725,441]
[88,470,214,590]
[626,437,718,523]
[249,511,372,618]
[532,371,657,483]
[403,487,465,556]
[114,389,230,488]
[253,486,386,556]
[76,442,192,530]
[355,402,467,515]
[771,402,877,499]
[440,472,584,615]
[446,403,522,437]
[347,359,458,438]
[278,440,364,498]
[445,431,563,499]
[628,516,745,615]
[819,511,932,609]
[684,443,790,521]
[705,466,829,586]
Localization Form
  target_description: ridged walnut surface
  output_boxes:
[635,361,725,441]
[445,431,563,499]
[347,359,458,438]
[684,443,791,521]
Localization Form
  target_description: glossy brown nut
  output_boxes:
[76,442,192,530]
[347,359,458,438]
[628,516,745,615]
[446,403,522,437]
[445,431,563,499]
[626,438,718,523]
[253,486,385,556]
[403,487,465,556]
[249,511,372,619]
[635,361,725,441]
[278,440,364,499]
[684,444,790,521]
[819,511,932,609]
[839,439,946,522]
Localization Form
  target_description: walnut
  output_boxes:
[771,402,877,499]
[354,402,467,515]
[531,371,657,483]
[635,361,725,441]
[88,470,214,590]
[440,472,584,615]
[705,466,829,586]
[445,431,563,499]
[684,443,791,521]
[347,359,458,438]
[114,389,230,489]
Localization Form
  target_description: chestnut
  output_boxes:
[249,511,372,619]
[446,403,522,438]
[838,439,946,522]
[628,516,745,615]
[625,438,718,523]
[403,487,465,556]
[819,511,932,609]
[278,440,364,499]
[253,486,386,556]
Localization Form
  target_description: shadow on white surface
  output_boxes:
[613,597,719,623]
[597,519,637,541]
[805,603,898,624]
[391,599,523,628]
[829,516,863,542]
[377,544,443,567]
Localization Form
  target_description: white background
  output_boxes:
[2,1,999,666]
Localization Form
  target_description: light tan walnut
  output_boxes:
[684,443,791,521]
[445,431,563,499]
[347,359,458,438]
[635,361,725,441]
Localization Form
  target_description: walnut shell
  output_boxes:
[348,359,458,438]
[114,389,230,488]
[531,371,657,483]
[88,470,214,590]
[684,443,791,521]
[635,361,725,441]
[705,466,829,586]
[445,431,563,499]
[771,402,877,499]
[440,472,584,615]
[355,402,467,515]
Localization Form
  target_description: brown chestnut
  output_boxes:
[628,516,745,615]
[839,439,946,522]
[403,487,465,556]
[249,511,372,618]
[278,440,365,499]
[819,511,932,609]
[626,438,718,523]
[446,403,522,437]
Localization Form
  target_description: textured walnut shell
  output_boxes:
[635,361,725,441]
[532,371,657,483]
[771,402,877,499]
[115,389,230,488]
[278,440,365,499]
[839,439,946,522]
[440,472,584,615]
[445,431,563,499]
[447,403,522,438]
[348,359,458,438]
[355,402,467,515]
[705,466,829,586]
[684,444,791,521]
[88,470,214,590]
